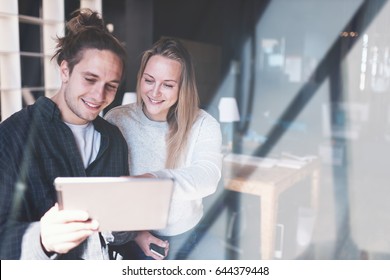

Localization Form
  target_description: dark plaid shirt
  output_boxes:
[0,97,129,259]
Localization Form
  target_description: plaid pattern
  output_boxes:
[0,97,129,259]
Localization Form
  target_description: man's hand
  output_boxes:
[40,204,99,255]
[134,231,169,260]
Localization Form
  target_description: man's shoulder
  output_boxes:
[0,97,51,132]
[93,115,126,139]
[0,106,32,134]
[94,115,120,130]
[0,107,34,154]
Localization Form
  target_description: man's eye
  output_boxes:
[106,84,118,91]
[85,77,95,83]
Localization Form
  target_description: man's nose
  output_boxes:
[93,84,105,100]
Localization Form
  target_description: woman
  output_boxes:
[105,38,222,259]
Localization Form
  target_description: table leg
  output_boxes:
[260,189,277,259]
[310,168,321,212]
[226,191,241,259]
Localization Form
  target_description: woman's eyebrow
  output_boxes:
[143,72,178,83]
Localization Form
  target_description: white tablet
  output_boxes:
[54,177,173,232]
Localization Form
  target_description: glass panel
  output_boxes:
[19,22,41,53]
[65,0,81,20]
[18,0,42,17]
[20,55,43,88]
[228,0,389,260]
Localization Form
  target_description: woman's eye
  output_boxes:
[144,79,154,84]
[164,84,174,89]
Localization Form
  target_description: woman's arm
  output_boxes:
[151,114,222,200]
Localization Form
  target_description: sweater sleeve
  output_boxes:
[20,222,57,260]
[151,114,222,201]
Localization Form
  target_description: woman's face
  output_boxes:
[139,55,181,121]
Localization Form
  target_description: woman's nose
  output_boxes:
[150,85,161,97]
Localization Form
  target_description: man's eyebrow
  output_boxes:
[83,71,99,77]
[83,71,121,84]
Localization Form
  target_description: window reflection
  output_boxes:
[200,0,390,260]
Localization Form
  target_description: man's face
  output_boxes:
[59,49,123,124]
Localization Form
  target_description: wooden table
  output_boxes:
[223,156,321,259]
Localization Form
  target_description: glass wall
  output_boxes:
[180,0,390,260]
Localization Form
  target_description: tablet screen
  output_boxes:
[54,177,173,231]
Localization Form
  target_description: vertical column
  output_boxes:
[124,0,153,91]
[101,0,154,111]
[0,0,22,121]
[43,0,64,98]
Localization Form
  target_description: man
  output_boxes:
[0,9,129,259]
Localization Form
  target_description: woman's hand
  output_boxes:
[134,231,169,260]
[121,173,156,179]
[132,173,156,178]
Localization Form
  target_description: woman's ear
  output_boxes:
[60,60,70,83]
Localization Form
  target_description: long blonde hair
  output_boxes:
[136,38,200,168]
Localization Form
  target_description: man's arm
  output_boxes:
[0,151,28,259]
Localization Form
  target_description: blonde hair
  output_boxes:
[136,38,200,168]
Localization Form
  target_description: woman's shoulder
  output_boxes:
[189,109,221,142]
[105,103,139,121]
[196,109,220,126]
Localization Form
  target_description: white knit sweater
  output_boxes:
[105,103,222,236]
